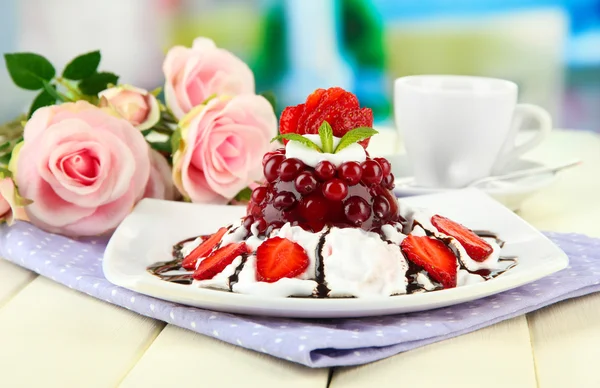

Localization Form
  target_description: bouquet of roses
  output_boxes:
[0,37,278,237]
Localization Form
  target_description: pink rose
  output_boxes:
[13,101,151,236]
[172,95,277,204]
[163,37,255,119]
[99,85,160,130]
[0,177,29,225]
[144,149,178,201]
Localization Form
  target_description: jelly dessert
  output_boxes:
[147,87,517,298]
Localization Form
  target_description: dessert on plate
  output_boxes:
[148,87,517,298]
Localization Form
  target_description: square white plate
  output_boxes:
[103,189,568,318]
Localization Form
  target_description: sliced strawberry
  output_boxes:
[193,242,247,280]
[256,237,309,283]
[431,215,493,262]
[182,227,228,270]
[332,107,373,147]
[279,104,305,144]
[401,235,457,288]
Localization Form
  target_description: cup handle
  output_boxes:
[492,103,552,174]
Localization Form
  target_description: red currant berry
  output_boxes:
[263,154,285,182]
[255,217,267,233]
[361,160,383,186]
[314,161,336,181]
[299,195,328,221]
[373,196,391,219]
[343,196,371,225]
[383,173,395,190]
[322,179,348,201]
[262,151,278,166]
[251,186,268,205]
[275,147,285,154]
[278,158,304,182]
[338,161,362,185]
[294,171,318,195]
[374,157,391,177]
[242,215,254,230]
[273,191,297,210]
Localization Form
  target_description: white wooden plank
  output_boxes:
[0,277,164,388]
[0,258,37,307]
[120,324,330,388]
[528,293,600,388]
[331,316,537,388]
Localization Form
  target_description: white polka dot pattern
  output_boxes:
[0,222,598,368]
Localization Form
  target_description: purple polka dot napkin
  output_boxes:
[1,221,599,368]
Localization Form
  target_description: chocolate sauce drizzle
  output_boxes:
[314,229,332,298]
[228,253,248,291]
[146,257,193,285]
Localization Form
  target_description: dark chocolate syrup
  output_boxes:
[314,229,331,298]
[146,257,193,285]
[228,253,249,291]
[474,230,506,248]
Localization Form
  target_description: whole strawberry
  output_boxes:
[279,87,374,148]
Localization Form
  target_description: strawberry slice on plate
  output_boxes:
[256,237,309,283]
[182,227,228,270]
[401,235,457,289]
[193,242,248,280]
[431,215,493,262]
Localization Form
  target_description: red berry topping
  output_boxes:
[299,195,329,222]
[278,87,374,148]
[374,157,391,177]
[256,237,309,283]
[263,154,285,183]
[431,215,493,262]
[361,159,383,186]
[273,191,297,210]
[294,171,318,195]
[278,158,304,181]
[338,161,362,185]
[344,196,371,225]
[315,161,336,181]
[251,187,268,205]
[383,173,395,190]
[322,178,348,201]
[182,227,228,270]
[401,235,457,288]
[242,215,254,230]
[193,242,248,280]
[254,217,267,234]
[373,196,390,218]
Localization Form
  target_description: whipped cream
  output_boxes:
[180,237,202,257]
[285,134,366,168]
[323,227,408,297]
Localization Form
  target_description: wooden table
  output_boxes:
[1,129,599,388]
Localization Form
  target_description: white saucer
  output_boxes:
[388,154,557,211]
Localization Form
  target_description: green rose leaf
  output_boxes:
[78,72,119,96]
[271,133,322,152]
[318,121,334,153]
[42,81,65,102]
[234,187,252,202]
[62,50,101,80]
[260,90,277,112]
[0,154,11,167]
[149,140,171,154]
[28,88,57,118]
[4,53,56,90]
[334,127,379,153]
[170,128,182,155]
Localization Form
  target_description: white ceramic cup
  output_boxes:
[394,75,552,188]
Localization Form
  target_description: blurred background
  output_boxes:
[0,0,599,131]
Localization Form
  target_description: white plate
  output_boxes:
[103,189,568,318]
[388,154,557,211]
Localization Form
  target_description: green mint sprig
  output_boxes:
[271,121,378,154]
[4,51,119,118]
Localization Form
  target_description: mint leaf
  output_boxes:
[4,53,55,90]
[318,121,334,153]
[334,127,378,153]
[271,134,322,152]
[78,72,119,95]
[234,187,252,202]
[62,50,101,80]
[28,88,56,118]
[170,128,182,154]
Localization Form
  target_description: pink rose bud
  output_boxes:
[144,148,178,201]
[172,95,277,204]
[99,85,160,130]
[0,176,29,225]
[163,37,255,119]
[14,101,151,236]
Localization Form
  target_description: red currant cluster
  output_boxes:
[246,148,400,234]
